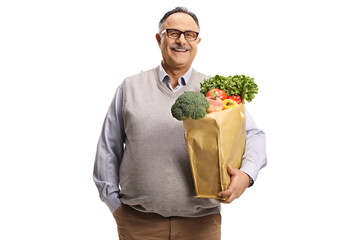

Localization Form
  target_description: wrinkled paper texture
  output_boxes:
[183,104,246,199]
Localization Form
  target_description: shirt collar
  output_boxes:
[158,63,193,88]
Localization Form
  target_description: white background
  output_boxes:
[1,0,359,239]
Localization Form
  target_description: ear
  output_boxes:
[156,33,161,46]
[197,36,201,44]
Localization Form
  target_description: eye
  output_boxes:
[167,30,180,38]
[185,32,197,40]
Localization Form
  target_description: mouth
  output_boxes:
[170,45,191,53]
[173,48,189,52]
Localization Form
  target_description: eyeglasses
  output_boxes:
[160,29,199,41]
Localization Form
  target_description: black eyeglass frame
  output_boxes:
[160,28,199,41]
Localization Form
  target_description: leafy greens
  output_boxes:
[200,75,258,103]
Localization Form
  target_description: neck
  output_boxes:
[162,62,190,88]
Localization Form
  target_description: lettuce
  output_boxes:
[200,75,258,103]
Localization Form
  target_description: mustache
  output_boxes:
[169,44,191,51]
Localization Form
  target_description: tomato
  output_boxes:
[206,88,227,101]
[228,95,242,104]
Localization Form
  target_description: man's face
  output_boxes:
[156,12,201,71]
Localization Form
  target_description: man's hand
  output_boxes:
[218,166,250,204]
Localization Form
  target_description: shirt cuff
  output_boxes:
[240,160,258,183]
[105,192,122,214]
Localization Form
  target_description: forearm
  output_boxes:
[93,85,125,213]
[93,137,122,213]
[240,110,267,183]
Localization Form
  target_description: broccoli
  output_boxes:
[171,91,209,121]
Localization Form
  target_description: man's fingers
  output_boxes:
[218,194,235,204]
[225,195,235,203]
[217,167,243,204]
[218,187,233,198]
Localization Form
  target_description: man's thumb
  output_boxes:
[227,165,237,176]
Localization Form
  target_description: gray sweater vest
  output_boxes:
[119,66,220,217]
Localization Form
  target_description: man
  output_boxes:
[93,7,267,240]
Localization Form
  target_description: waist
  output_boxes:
[120,203,221,219]
[119,197,221,218]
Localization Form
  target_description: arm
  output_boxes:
[218,110,267,203]
[93,84,125,214]
[240,109,267,182]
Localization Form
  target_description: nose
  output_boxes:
[175,32,187,44]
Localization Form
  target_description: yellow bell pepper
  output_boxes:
[222,99,238,110]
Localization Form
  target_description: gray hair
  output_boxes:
[159,7,200,33]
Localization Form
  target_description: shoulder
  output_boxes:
[124,67,158,81]
[121,66,159,87]
[190,68,210,88]
[192,68,209,80]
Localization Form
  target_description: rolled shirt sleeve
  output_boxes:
[240,110,267,183]
[93,84,125,214]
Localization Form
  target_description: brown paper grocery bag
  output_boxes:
[183,104,246,199]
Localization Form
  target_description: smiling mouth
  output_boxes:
[173,48,189,52]
[170,45,191,52]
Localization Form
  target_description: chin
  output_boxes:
[168,57,188,66]
[174,61,191,69]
